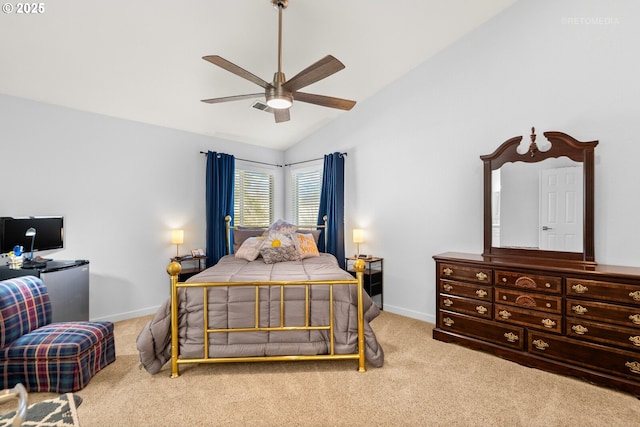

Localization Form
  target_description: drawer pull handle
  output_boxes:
[572,305,588,315]
[545,283,552,288]
[476,272,488,281]
[572,325,588,335]
[498,310,512,320]
[629,314,640,325]
[629,336,640,347]
[443,317,454,327]
[443,284,453,292]
[504,332,519,343]
[542,318,556,329]
[476,289,488,298]
[476,306,488,315]
[443,268,453,276]
[532,339,549,351]
[625,361,640,375]
[515,277,537,289]
[629,291,640,302]
[502,277,507,283]
[443,299,453,307]
[545,303,552,308]
[572,283,589,294]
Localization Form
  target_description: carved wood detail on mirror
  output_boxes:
[480,127,598,265]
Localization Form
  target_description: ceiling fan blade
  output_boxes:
[282,55,345,92]
[203,55,271,89]
[201,93,264,104]
[274,108,290,123]
[293,92,356,111]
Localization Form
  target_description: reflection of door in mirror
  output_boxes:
[539,165,583,252]
[493,157,582,251]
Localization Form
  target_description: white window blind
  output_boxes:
[292,167,322,226]
[234,169,274,226]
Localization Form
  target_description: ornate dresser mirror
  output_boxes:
[480,128,598,265]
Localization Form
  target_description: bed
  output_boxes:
[137,218,384,377]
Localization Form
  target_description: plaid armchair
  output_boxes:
[0,276,116,392]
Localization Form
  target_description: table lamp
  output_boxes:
[353,229,364,258]
[171,229,184,257]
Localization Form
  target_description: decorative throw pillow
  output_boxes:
[292,233,320,259]
[259,232,299,263]
[267,219,297,235]
[233,227,267,252]
[260,245,301,264]
[235,236,265,261]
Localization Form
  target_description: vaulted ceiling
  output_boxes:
[0,0,516,149]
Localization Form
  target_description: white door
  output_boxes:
[539,166,583,252]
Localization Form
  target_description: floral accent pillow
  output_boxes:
[267,219,298,235]
[260,245,301,264]
[260,231,300,263]
[292,233,320,259]
[234,236,265,261]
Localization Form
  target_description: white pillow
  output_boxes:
[234,236,265,261]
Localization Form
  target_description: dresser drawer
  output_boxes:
[529,331,640,382]
[439,279,492,301]
[567,278,640,306]
[438,294,492,319]
[494,270,561,294]
[566,317,640,351]
[567,298,640,329]
[439,310,524,350]
[495,303,562,333]
[495,288,561,314]
[438,263,492,284]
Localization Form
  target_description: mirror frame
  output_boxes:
[481,128,598,265]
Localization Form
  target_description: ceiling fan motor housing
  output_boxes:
[271,0,288,10]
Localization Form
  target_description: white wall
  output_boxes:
[285,0,640,322]
[0,94,284,321]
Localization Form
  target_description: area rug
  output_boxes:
[0,393,82,427]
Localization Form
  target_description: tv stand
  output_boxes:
[0,259,90,322]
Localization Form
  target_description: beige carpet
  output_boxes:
[4,312,639,426]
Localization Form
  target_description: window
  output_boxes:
[291,167,322,225]
[234,168,274,226]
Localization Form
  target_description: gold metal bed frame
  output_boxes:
[166,217,367,378]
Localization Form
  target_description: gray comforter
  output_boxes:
[137,254,384,374]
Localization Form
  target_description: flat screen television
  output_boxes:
[0,216,64,254]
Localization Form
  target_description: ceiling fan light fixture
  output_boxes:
[266,94,292,109]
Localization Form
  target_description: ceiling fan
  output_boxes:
[201,0,356,123]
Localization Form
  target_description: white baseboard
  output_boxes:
[382,304,435,325]
[91,305,161,323]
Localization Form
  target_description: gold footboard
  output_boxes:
[166,260,367,378]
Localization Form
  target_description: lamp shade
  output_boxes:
[171,229,184,245]
[352,229,364,244]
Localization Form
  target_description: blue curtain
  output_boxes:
[317,152,345,268]
[205,151,234,267]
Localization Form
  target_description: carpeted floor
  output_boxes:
[4,311,639,426]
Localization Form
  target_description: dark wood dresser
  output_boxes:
[433,252,640,396]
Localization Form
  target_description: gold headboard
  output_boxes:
[225,215,328,255]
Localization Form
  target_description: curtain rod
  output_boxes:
[284,152,347,167]
[200,151,283,168]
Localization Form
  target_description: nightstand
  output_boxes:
[345,257,383,309]
[170,255,207,281]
